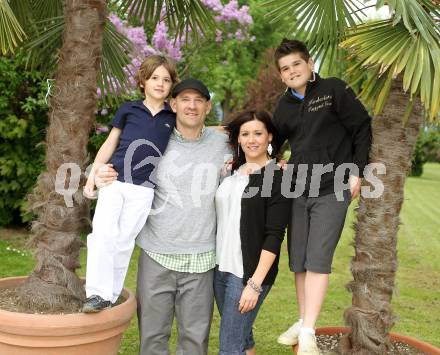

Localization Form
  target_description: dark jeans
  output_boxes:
[214,267,271,355]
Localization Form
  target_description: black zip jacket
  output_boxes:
[272,74,372,197]
[239,161,291,286]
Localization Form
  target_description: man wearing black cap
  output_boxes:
[96,78,231,354]
[136,78,232,355]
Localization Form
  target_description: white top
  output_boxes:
[215,170,249,278]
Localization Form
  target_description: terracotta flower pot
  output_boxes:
[0,276,136,355]
[291,326,440,354]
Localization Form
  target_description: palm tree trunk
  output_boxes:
[18,0,106,313]
[341,78,422,354]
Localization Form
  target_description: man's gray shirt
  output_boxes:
[136,128,231,254]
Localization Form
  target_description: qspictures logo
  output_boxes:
[54,139,387,210]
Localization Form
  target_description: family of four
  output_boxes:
[82,38,372,355]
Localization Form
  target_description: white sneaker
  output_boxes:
[298,332,320,355]
[277,320,302,345]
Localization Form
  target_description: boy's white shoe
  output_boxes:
[298,332,320,355]
[277,320,302,345]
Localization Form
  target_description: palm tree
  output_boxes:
[263,0,439,353]
[0,0,215,313]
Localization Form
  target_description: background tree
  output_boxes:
[241,47,285,113]
[263,0,440,353]
[184,0,287,120]
[0,0,216,313]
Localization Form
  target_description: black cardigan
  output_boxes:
[272,74,372,197]
[239,161,291,286]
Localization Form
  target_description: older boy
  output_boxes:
[272,39,372,354]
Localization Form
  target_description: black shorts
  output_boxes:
[288,190,351,274]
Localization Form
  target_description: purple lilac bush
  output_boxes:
[102,0,253,97]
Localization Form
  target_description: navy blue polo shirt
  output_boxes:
[109,100,175,188]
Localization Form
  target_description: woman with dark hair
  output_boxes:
[214,109,291,355]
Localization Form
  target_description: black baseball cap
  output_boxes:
[171,78,211,100]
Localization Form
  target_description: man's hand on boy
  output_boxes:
[221,158,233,177]
[277,159,288,170]
[94,164,118,188]
[83,180,97,200]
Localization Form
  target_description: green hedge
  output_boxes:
[410,126,440,177]
[0,56,118,227]
[0,57,48,226]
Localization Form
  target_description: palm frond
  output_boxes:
[9,0,34,32]
[0,0,26,54]
[113,0,217,40]
[381,0,440,44]
[261,0,366,68]
[7,0,63,44]
[30,0,63,21]
[98,19,134,106]
[23,16,64,71]
[22,15,133,104]
[416,0,440,16]
[342,20,440,120]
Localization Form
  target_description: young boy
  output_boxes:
[272,39,372,354]
[82,55,178,312]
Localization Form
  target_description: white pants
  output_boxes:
[85,180,154,302]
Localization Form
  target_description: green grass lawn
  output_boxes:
[1,163,439,354]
